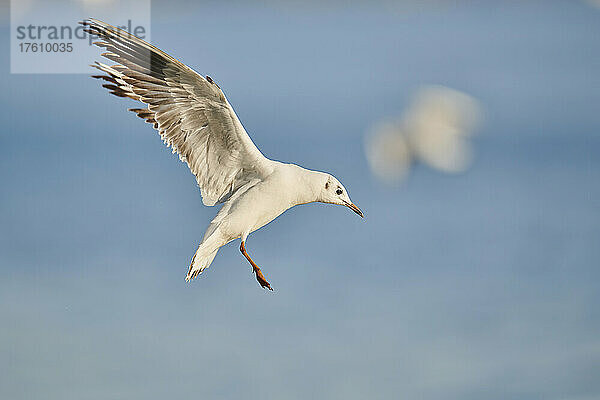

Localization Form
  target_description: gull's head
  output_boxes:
[317,174,364,218]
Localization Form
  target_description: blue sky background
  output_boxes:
[1,1,599,399]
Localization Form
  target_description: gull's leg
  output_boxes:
[240,241,273,291]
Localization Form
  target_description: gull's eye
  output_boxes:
[336,188,343,195]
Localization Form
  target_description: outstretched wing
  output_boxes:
[82,18,273,206]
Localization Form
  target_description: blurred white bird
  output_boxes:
[366,85,482,184]
[82,19,363,290]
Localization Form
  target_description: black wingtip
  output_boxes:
[79,18,94,27]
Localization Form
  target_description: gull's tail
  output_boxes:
[186,246,218,282]
[185,223,225,282]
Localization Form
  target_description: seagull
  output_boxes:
[365,85,482,184]
[81,19,363,290]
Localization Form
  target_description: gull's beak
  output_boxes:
[346,202,364,218]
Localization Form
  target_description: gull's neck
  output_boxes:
[288,165,326,206]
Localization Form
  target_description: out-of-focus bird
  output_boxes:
[82,19,363,290]
[366,85,482,184]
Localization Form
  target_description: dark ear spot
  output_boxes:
[325,182,329,189]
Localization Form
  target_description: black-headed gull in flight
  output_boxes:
[82,19,363,290]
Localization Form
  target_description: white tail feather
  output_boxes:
[186,246,218,281]
[185,224,228,282]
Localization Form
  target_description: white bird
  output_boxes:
[81,19,363,290]
[365,85,482,184]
